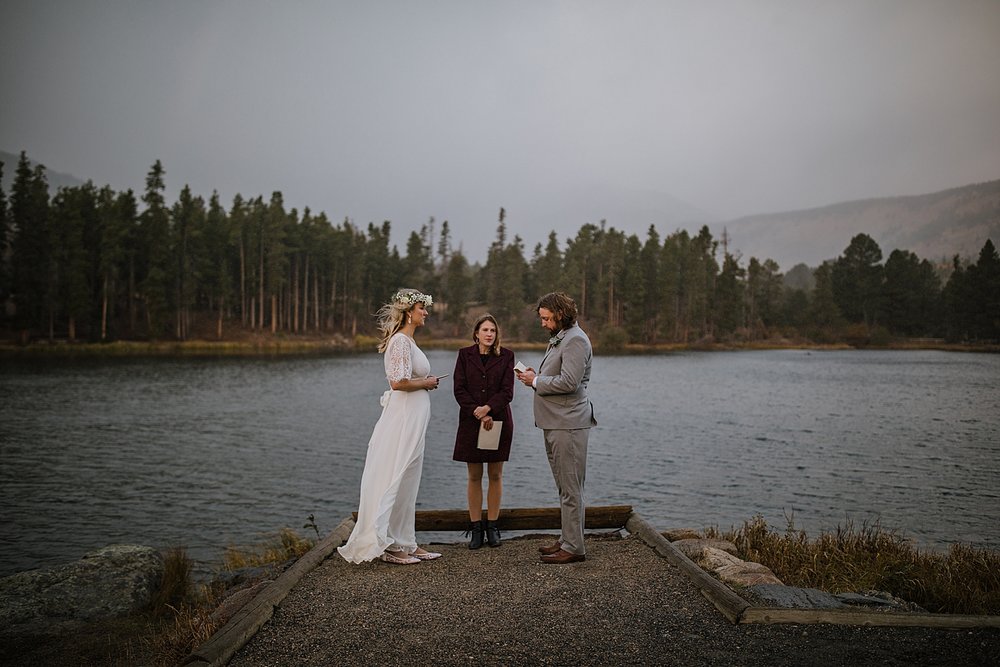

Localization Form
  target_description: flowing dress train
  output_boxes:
[338,333,432,563]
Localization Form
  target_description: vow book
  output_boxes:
[477,421,503,450]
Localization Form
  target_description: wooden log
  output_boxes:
[740,606,1000,628]
[183,516,356,667]
[626,512,750,624]
[349,505,634,531]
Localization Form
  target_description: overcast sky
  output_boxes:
[2,0,999,262]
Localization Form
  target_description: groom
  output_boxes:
[516,292,596,564]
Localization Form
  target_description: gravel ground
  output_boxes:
[229,533,999,667]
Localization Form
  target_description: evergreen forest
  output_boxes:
[1,152,998,347]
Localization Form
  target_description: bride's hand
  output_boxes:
[425,376,439,390]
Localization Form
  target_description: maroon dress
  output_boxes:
[452,345,515,463]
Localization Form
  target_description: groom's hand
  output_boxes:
[517,368,536,387]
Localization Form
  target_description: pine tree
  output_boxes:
[968,239,1000,340]
[49,184,95,340]
[442,250,471,335]
[0,161,9,312]
[619,233,645,342]
[832,233,884,328]
[96,186,135,340]
[139,160,172,337]
[714,252,745,338]
[883,249,941,336]
[810,261,843,332]
[171,185,205,339]
[10,153,51,336]
[638,225,661,343]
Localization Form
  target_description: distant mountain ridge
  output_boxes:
[720,179,1000,269]
[0,150,87,194]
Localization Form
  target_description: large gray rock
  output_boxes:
[662,528,703,541]
[695,546,744,570]
[714,561,784,586]
[0,545,164,631]
[692,546,784,586]
[745,583,846,609]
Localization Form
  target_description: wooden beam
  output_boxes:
[626,512,750,624]
[348,505,634,531]
[740,606,1000,628]
[184,516,357,666]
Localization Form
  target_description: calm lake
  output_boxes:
[1,348,998,577]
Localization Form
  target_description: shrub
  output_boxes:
[719,515,1000,615]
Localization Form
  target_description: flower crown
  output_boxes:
[392,290,433,308]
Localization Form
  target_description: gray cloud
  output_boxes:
[2,0,998,263]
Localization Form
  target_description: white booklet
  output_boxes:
[477,421,503,450]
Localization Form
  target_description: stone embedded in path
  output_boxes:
[0,544,164,632]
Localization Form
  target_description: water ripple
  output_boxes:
[1,349,998,576]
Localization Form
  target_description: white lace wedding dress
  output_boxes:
[338,332,432,563]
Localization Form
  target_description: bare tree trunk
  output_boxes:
[239,238,246,326]
[101,275,109,341]
[258,242,265,331]
[302,255,309,333]
[293,258,300,333]
[217,295,224,340]
[128,256,136,334]
[271,294,278,334]
[314,273,320,331]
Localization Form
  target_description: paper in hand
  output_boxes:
[514,361,527,374]
[477,421,503,450]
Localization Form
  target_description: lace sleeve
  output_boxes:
[384,334,412,385]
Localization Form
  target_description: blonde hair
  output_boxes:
[376,288,432,352]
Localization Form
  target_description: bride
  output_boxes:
[338,288,445,565]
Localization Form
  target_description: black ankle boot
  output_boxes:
[485,520,501,547]
[468,521,485,550]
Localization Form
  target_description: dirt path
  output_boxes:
[226,533,999,666]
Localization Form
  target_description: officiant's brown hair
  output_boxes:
[537,292,577,330]
[472,314,502,356]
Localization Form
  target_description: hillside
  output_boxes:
[721,180,1000,269]
[0,150,87,194]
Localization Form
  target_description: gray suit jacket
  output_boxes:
[533,324,597,430]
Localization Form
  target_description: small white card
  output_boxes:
[514,361,527,373]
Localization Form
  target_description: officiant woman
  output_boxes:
[452,314,516,549]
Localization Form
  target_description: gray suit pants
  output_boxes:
[543,427,589,555]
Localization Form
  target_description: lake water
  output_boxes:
[1,349,998,577]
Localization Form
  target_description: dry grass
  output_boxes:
[222,527,316,570]
[149,529,315,664]
[711,515,1000,615]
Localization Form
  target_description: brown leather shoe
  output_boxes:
[538,541,562,555]
[540,549,586,564]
